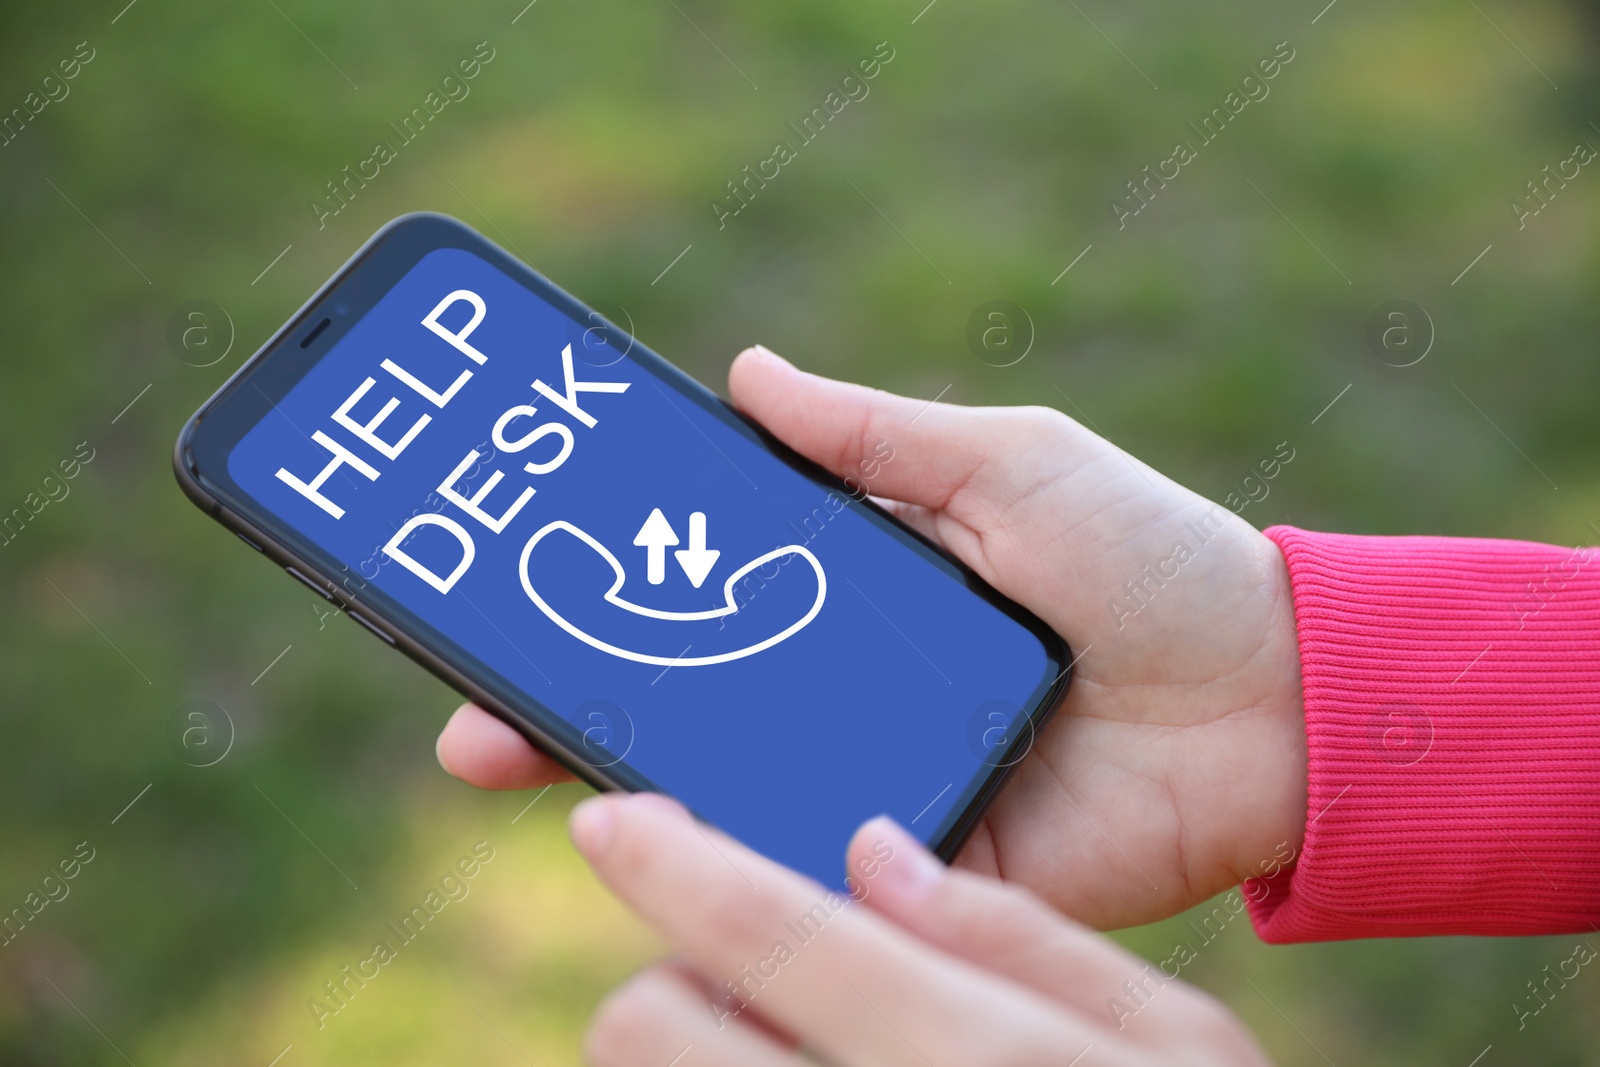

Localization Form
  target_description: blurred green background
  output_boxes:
[3,0,1599,1063]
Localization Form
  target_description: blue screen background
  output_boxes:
[228,248,1051,887]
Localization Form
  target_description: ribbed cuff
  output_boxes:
[1245,526,1600,942]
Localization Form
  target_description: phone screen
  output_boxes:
[217,242,1060,886]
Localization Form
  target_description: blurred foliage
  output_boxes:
[2,0,1599,1063]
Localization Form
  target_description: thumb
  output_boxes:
[847,818,1236,1050]
[847,817,1135,1019]
[727,345,1085,517]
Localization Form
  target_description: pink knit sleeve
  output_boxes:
[1244,526,1600,942]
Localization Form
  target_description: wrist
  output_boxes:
[1230,534,1308,887]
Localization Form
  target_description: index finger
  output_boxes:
[435,703,575,790]
[569,793,1109,1067]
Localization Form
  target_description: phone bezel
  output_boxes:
[173,213,1073,867]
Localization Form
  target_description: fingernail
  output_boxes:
[569,795,616,861]
[750,343,787,365]
[859,816,945,900]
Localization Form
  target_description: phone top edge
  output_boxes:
[172,212,652,800]
[173,213,475,479]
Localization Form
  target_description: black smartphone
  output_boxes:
[175,214,1070,889]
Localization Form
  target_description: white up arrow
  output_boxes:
[673,512,721,589]
[633,508,679,585]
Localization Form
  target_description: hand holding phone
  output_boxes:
[444,345,1310,930]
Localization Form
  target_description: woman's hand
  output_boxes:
[570,792,1274,1067]
[437,346,1307,928]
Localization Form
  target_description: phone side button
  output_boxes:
[236,531,265,552]
[285,566,335,602]
[347,611,396,645]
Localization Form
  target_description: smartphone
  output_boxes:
[175,214,1070,889]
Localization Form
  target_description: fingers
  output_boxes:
[727,345,1093,518]
[850,818,1135,1002]
[586,961,801,1067]
[569,792,1115,1067]
[435,703,574,790]
[848,817,1248,1051]
[856,819,1275,1063]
